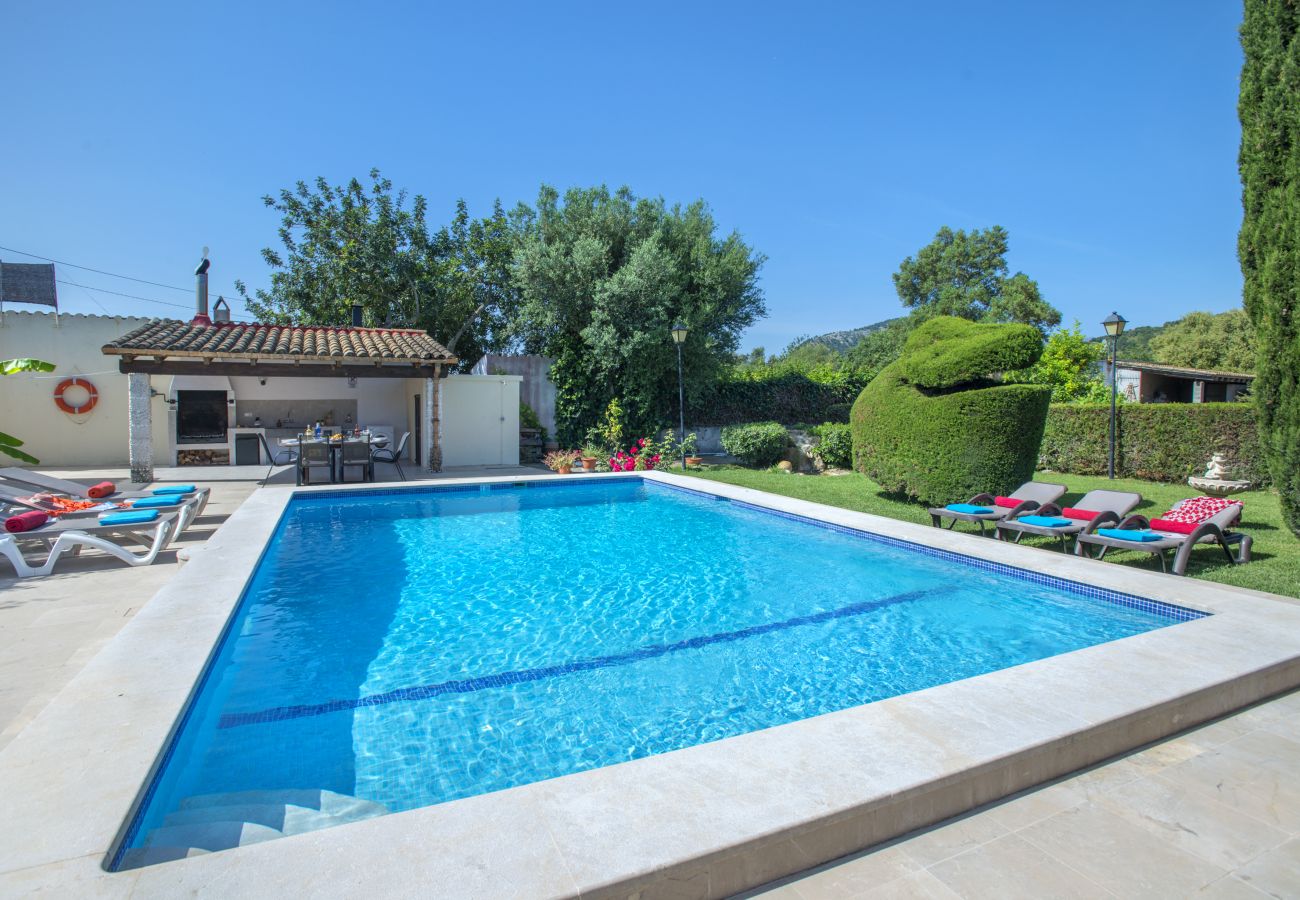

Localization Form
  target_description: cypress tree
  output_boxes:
[1239,0,1300,536]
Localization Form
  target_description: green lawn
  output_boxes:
[678,466,1300,599]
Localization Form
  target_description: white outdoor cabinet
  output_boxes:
[439,374,522,467]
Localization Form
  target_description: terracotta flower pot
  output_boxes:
[685,456,702,467]
[581,457,597,471]
[557,465,572,475]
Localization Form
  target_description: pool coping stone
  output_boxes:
[0,470,1297,898]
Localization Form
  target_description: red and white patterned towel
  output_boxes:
[1158,496,1242,526]
[1148,496,1244,535]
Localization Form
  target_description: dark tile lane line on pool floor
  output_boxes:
[217,588,938,729]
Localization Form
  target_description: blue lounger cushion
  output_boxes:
[151,484,196,494]
[99,509,160,526]
[1097,528,1164,542]
[945,503,993,515]
[1018,515,1074,528]
[131,496,182,509]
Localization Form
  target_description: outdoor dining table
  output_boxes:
[281,435,387,485]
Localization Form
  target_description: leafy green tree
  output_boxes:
[511,185,766,443]
[893,226,1061,334]
[1005,321,1109,403]
[236,170,518,369]
[1148,309,1257,372]
[843,317,916,380]
[1,359,56,463]
[1239,0,1300,535]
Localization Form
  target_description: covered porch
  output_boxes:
[102,319,458,483]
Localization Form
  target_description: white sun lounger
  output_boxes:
[0,515,178,577]
[0,468,210,517]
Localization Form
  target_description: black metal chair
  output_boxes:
[339,436,373,483]
[371,431,410,481]
[259,433,298,484]
[298,438,334,485]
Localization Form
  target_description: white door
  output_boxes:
[441,377,518,467]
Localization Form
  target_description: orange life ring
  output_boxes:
[53,376,98,415]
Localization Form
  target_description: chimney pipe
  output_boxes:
[351,303,363,328]
[192,246,211,326]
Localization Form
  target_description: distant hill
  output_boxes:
[798,317,1173,360]
[794,318,901,354]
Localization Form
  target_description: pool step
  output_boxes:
[142,820,283,851]
[164,798,387,833]
[178,788,385,817]
[117,845,211,869]
[120,790,390,869]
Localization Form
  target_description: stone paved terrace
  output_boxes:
[0,469,1297,897]
[750,687,1300,899]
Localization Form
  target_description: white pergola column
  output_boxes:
[127,372,154,483]
[425,370,443,473]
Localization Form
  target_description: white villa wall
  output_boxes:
[0,311,167,467]
[0,311,520,469]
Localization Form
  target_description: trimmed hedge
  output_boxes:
[851,317,1052,503]
[700,373,868,426]
[720,421,790,467]
[1039,402,1268,485]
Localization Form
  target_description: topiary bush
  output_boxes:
[810,423,853,468]
[1039,402,1268,485]
[721,421,790,467]
[851,316,1052,503]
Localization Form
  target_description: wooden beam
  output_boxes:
[116,359,442,379]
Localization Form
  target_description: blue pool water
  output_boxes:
[121,478,1200,859]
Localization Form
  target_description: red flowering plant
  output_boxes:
[608,436,663,472]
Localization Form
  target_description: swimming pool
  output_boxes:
[116,477,1202,867]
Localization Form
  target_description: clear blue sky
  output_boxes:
[2,1,1244,353]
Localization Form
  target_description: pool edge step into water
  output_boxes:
[118,789,389,869]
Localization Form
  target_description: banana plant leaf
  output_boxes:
[0,431,38,465]
[1,358,56,375]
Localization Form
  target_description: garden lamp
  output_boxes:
[671,323,688,467]
[1102,312,1127,478]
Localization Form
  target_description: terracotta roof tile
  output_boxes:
[101,319,457,365]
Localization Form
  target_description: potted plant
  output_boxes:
[580,444,603,471]
[543,449,581,475]
[680,432,702,467]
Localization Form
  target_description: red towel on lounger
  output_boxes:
[993,496,1020,508]
[87,481,116,499]
[1149,518,1197,534]
[1061,507,1099,520]
[4,510,48,533]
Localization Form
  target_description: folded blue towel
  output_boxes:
[99,509,160,526]
[151,484,196,495]
[1019,515,1074,528]
[946,503,994,515]
[1097,528,1164,543]
[131,496,182,509]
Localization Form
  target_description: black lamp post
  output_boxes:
[671,323,688,468]
[1102,311,1127,479]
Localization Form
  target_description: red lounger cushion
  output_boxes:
[1149,518,1198,535]
[87,481,117,499]
[4,510,48,533]
[993,496,1020,508]
[1061,507,1099,521]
